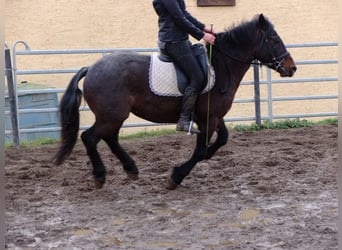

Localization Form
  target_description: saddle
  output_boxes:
[149,43,215,97]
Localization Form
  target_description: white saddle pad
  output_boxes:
[149,53,215,97]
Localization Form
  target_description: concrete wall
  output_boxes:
[5,0,338,49]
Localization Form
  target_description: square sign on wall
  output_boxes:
[197,0,236,6]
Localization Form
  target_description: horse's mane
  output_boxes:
[219,15,274,48]
[209,15,275,93]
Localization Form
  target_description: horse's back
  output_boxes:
[82,52,152,117]
[83,52,150,95]
[85,52,149,84]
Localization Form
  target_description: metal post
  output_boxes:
[0,12,5,248]
[11,41,31,146]
[253,62,261,127]
[5,46,20,148]
[266,68,273,123]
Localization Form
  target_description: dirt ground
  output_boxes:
[5,124,338,250]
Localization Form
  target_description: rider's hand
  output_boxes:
[204,25,215,34]
[203,32,215,45]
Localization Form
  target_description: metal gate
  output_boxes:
[5,41,338,148]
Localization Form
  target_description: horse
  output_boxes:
[53,14,297,190]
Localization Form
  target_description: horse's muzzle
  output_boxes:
[278,55,297,77]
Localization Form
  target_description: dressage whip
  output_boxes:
[205,24,214,148]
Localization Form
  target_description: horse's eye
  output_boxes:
[268,36,280,47]
[271,34,280,43]
[272,39,280,45]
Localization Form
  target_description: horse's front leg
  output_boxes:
[205,118,229,159]
[167,133,208,190]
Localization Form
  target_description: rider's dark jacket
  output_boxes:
[152,0,205,49]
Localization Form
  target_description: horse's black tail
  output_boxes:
[53,67,89,165]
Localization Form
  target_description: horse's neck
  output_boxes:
[212,49,253,95]
[230,58,252,83]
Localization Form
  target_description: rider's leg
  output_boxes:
[164,40,204,134]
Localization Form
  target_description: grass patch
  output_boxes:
[233,118,337,132]
[6,137,58,148]
[120,129,177,140]
[5,118,337,147]
[261,118,315,129]
[316,117,338,125]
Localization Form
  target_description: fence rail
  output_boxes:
[5,41,338,148]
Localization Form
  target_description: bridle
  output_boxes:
[213,28,289,71]
[259,29,290,72]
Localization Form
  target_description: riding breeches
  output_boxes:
[163,40,204,93]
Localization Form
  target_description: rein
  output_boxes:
[205,42,213,147]
[206,24,214,147]
[213,44,257,65]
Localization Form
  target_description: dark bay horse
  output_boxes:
[54,14,296,189]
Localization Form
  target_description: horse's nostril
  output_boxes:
[292,66,297,72]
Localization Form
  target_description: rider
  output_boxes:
[152,0,215,134]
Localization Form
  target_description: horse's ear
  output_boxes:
[257,13,269,30]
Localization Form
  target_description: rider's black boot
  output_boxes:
[176,87,200,134]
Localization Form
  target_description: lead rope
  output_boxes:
[206,25,214,148]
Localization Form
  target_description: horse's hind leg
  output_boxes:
[81,125,106,188]
[81,123,139,188]
[102,132,139,180]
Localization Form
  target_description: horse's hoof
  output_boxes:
[94,180,105,189]
[166,177,178,190]
[126,171,139,181]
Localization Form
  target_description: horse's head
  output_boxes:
[254,14,297,77]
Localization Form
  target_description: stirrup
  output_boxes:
[187,120,200,135]
[176,120,200,135]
